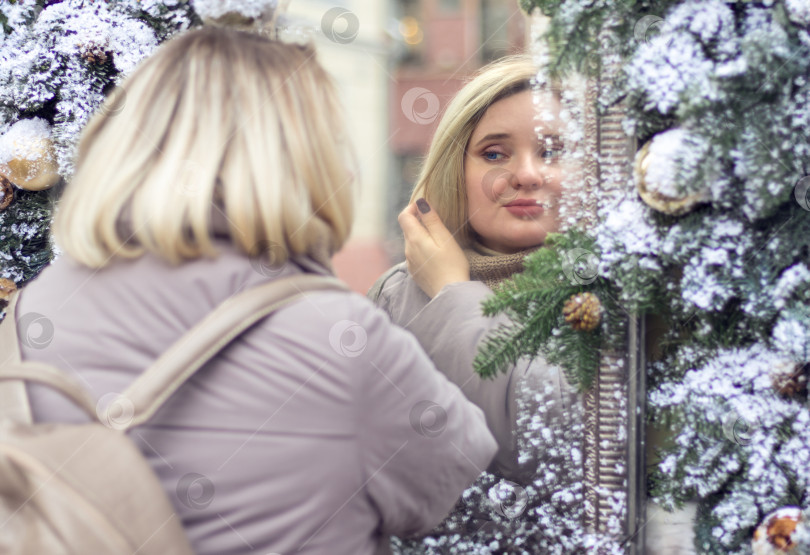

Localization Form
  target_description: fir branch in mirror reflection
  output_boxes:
[473,229,637,391]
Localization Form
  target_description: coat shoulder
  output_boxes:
[366,262,408,304]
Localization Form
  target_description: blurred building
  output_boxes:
[282,1,392,293]
[285,1,528,293]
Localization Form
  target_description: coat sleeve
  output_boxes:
[370,269,566,483]
[356,300,498,537]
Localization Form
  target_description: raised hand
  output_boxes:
[398,198,470,299]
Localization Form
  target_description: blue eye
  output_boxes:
[484,151,503,161]
[540,137,564,160]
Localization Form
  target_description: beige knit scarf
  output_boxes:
[463,241,540,290]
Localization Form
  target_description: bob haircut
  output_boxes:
[55,27,354,268]
[410,55,558,248]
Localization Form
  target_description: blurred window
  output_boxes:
[481,0,512,63]
[438,0,460,12]
[396,0,424,66]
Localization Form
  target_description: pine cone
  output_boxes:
[0,175,13,211]
[563,292,601,331]
[0,277,16,304]
[771,362,808,399]
[81,44,110,65]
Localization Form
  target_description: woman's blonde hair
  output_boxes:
[410,55,552,247]
[55,27,354,268]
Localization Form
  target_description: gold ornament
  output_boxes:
[203,11,257,27]
[0,277,16,304]
[563,292,602,331]
[771,361,808,399]
[0,174,13,210]
[199,0,289,38]
[634,129,707,216]
[1,134,61,191]
[753,507,807,554]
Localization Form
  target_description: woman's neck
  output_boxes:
[464,240,540,289]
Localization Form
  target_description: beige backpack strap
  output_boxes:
[0,292,34,423]
[0,291,108,422]
[119,274,348,430]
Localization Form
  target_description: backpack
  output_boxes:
[0,275,347,554]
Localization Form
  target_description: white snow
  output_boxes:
[773,264,810,309]
[0,117,50,164]
[787,0,810,28]
[192,0,278,20]
[772,315,810,361]
[643,129,688,198]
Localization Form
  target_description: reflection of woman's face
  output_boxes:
[464,90,564,254]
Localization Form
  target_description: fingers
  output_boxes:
[412,199,454,243]
[399,198,454,246]
[397,199,470,298]
[397,202,424,242]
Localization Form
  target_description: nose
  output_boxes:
[511,153,549,190]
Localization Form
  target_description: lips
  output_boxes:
[503,198,552,218]
[504,198,553,209]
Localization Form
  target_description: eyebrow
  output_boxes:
[474,133,510,147]
[473,132,563,148]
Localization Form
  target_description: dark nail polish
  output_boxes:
[416,198,431,214]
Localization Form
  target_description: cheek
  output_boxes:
[545,166,565,197]
[466,161,513,206]
[464,165,487,211]
[464,173,495,236]
[550,179,564,198]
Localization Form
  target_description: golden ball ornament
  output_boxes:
[2,135,61,191]
[0,277,17,303]
[752,507,808,554]
[196,0,282,32]
[634,129,708,216]
[203,11,257,27]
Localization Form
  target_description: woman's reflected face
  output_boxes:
[463,90,564,254]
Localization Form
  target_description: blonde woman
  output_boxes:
[370,55,575,481]
[10,28,498,554]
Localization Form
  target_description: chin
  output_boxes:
[494,238,546,254]
[513,233,549,251]
[476,226,552,253]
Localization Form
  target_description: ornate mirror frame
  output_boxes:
[530,11,648,551]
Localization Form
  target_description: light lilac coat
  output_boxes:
[15,241,497,554]
[369,262,573,483]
